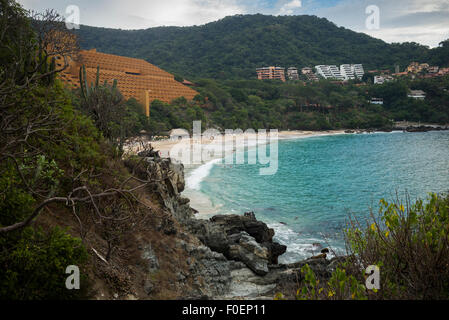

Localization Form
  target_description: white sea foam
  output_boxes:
[186,158,222,190]
[269,222,343,263]
[185,133,273,191]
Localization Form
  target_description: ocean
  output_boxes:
[182,131,449,263]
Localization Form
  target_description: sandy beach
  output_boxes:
[123,129,346,217]
[124,129,346,164]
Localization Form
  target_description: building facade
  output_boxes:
[370,98,384,105]
[340,64,365,80]
[301,67,313,75]
[287,67,299,81]
[340,64,355,80]
[408,90,426,100]
[352,64,365,79]
[256,67,286,82]
[316,64,364,81]
[315,65,345,80]
[56,49,197,117]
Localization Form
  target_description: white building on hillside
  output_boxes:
[353,64,365,79]
[315,65,344,80]
[408,90,426,100]
[374,75,394,85]
[370,98,384,105]
[374,75,385,84]
[316,64,364,81]
[340,64,365,80]
[340,64,355,80]
[329,65,345,80]
[315,65,333,79]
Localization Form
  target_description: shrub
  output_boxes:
[291,194,449,300]
[0,227,88,300]
[345,193,449,299]
[294,264,367,300]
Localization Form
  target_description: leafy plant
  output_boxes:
[346,194,449,299]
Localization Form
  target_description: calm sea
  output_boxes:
[183,131,449,263]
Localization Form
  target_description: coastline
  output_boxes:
[150,130,347,159]
[124,130,346,217]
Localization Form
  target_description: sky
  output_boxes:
[18,0,449,48]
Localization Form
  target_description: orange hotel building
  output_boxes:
[56,49,197,117]
[256,66,286,82]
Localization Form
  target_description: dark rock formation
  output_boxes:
[228,232,269,275]
[131,152,343,299]
[176,240,232,297]
[187,214,286,276]
[405,126,446,132]
[210,214,275,243]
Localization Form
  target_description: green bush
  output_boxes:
[345,193,449,299]
[0,227,88,300]
[289,194,449,300]
[292,264,367,300]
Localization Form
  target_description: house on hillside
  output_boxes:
[169,129,190,141]
[370,98,384,105]
[256,67,286,82]
[407,90,426,100]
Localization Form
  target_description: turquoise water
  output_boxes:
[185,132,449,263]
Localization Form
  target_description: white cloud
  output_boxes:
[17,0,449,47]
[18,0,246,29]
[278,0,302,15]
[312,0,449,47]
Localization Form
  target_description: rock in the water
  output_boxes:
[262,241,287,264]
[244,211,256,220]
[187,214,286,273]
[187,219,229,254]
[210,214,275,243]
[310,253,327,260]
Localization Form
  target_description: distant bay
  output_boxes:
[184,131,449,263]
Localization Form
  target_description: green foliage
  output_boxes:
[0,82,100,300]
[429,39,449,67]
[295,264,367,300]
[345,194,449,299]
[0,163,36,227]
[76,65,150,152]
[289,194,449,300]
[0,1,107,300]
[74,14,436,80]
[0,227,88,300]
[147,76,448,135]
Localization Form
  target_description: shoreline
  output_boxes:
[125,129,345,215]
[125,130,347,162]
[123,129,346,222]
[124,129,449,266]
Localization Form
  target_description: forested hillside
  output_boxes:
[146,76,449,134]
[74,14,445,80]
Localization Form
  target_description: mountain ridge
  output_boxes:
[75,14,442,79]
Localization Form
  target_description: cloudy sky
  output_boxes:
[18,0,449,47]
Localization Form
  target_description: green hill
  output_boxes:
[75,14,444,80]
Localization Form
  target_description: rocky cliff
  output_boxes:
[114,154,341,300]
